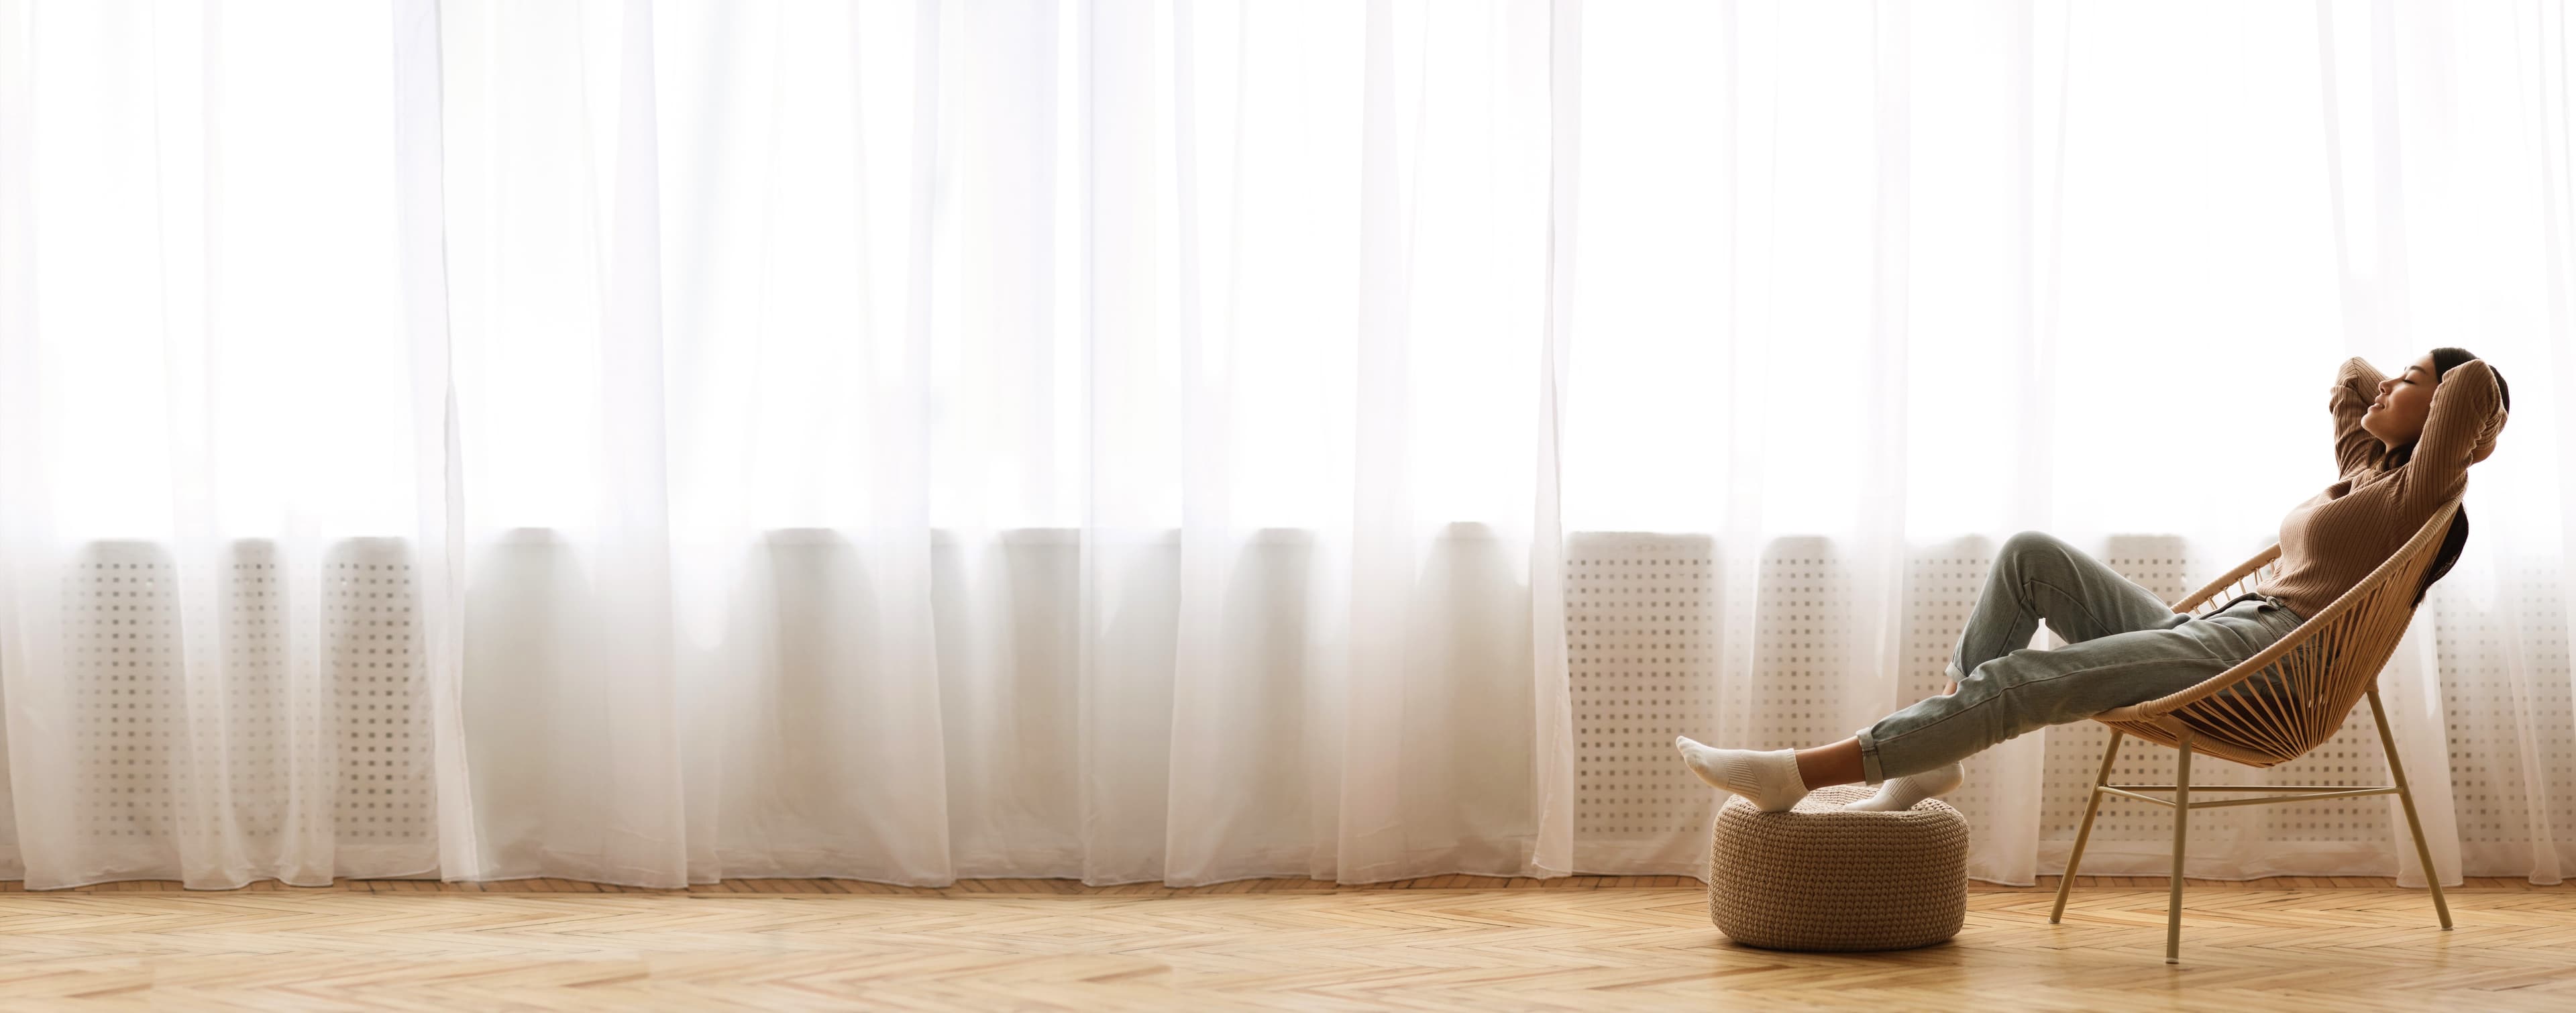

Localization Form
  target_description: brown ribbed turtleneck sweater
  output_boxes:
[2253,356,2507,619]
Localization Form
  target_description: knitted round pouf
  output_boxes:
[1706,784,1970,951]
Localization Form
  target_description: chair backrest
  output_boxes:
[2092,496,2465,768]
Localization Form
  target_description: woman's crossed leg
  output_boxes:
[1676,531,2278,812]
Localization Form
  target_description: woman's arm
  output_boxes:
[2332,356,2387,476]
[2397,358,2506,514]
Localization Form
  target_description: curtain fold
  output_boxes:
[1,0,2574,891]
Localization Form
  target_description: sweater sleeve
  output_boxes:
[2331,356,2387,476]
[2396,358,2506,515]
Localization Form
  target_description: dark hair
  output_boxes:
[2384,348,2511,607]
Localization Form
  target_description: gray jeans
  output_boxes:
[1855,531,2304,784]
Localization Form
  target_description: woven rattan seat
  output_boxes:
[2054,496,2465,962]
[1706,785,1969,951]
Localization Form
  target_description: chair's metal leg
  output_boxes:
[2051,731,2124,924]
[2368,687,2455,930]
[2166,731,2193,964]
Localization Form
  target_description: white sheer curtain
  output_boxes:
[0,0,2573,891]
[1,0,1559,889]
[435,0,1554,888]
[0,0,456,888]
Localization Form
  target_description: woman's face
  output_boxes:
[2361,352,2442,449]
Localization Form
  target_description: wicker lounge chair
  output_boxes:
[2051,496,2464,962]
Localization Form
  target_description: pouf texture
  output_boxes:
[1706,784,1969,951]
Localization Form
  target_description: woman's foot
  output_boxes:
[1674,736,1811,812]
[1842,762,1964,812]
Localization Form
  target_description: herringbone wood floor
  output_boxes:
[14,873,2565,894]
[0,877,2566,1010]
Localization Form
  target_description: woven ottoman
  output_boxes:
[1706,784,1969,951]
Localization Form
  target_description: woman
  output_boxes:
[1678,349,2512,813]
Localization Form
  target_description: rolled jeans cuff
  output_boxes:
[1858,658,1965,787]
[1855,725,1886,786]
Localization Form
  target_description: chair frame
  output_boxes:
[2048,498,2463,963]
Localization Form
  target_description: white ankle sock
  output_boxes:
[1842,762,1964,812]
[1674,736,1810,812]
